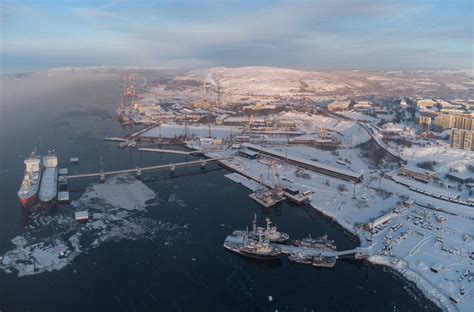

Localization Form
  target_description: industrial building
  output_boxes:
[328,100,351,111]
[353,101,372,111]
[241,143,363,183]
[446,172,472,184]
[416,99,436,108]
[399,165,436,182]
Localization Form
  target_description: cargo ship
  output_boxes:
[39,150,58,209]
[17,151,42,208]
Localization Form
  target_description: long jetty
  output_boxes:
[66,157,227,180]
[224,235,370,259]
[138,148,205,156]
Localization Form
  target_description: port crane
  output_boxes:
[244,114,253,134]
[267,160,284,195]
[319,127,326,140]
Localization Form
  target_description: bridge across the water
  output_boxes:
[66,157,227,180]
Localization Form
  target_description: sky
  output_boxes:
[0,0,473,73]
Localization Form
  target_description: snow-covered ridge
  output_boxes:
[175,66,474,98]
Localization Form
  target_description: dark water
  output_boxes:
[0,72,439,311]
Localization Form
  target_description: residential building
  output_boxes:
[450,129,474,151]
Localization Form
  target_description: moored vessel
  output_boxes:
[39,150,58,209]
[293,233,336,250]
[312,255,336,268]
[232,214,289,243]
[17,150,42,208]
[288,253,313,264]
[224,231,282,260]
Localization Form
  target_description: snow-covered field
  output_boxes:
[401,145,474,179]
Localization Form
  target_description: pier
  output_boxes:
[138,148,205,156]
[224,235,369,260]
[66,158,227,181]
[103,136,127,142]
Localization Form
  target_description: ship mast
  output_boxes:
[252,213,257,233]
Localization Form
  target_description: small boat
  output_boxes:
[312,255,336,268]
[288,253,312,265]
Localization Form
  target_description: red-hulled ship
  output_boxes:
[17,151,42,208]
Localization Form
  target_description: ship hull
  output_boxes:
[312,258,336,268]
[18,193,38,209]
[224,243,281,260]
[239,249,281,260]
[288,256,313,265]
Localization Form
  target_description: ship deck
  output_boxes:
[39,167,58,201]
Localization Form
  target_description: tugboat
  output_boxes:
[288,253,313,265]
[312,255,336,268]
[293,233,336,250]
[233,214,289,243]
[224,229,282,260]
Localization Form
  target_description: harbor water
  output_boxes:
[0,72,440,311]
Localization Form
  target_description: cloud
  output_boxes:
[1,0,472,72]
[76,7,120,20]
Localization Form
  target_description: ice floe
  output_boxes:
[1,175,187,277]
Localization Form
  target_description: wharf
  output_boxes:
[139,148,205,156]
[283,191,312,205]
[224,173,260,191]
[249,192,285,208]
[103,137,127,142]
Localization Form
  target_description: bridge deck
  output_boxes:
[66,158,226,180]
[139,148,192,155]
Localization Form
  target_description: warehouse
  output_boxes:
[241,143,363,183]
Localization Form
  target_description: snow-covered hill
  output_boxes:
[174,66,474,100]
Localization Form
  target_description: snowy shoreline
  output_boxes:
[309,201,454,312]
